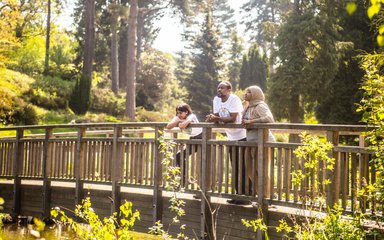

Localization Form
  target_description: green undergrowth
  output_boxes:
[50,197,158,240]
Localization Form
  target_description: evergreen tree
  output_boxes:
[186,10,224,118]
[241,0,285,74]
[70,0,95,115]
[239,44,267,91]
[174,51,192,96]
[227,31,244,91]
[212,0,236,40]
[268,2,340,123]
[316,1,376,124]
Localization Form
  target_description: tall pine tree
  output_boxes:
[316,1,376,124]
[268,1,340,123]
[227,31,244,91]
[239,44,267,91]
[185,9,224,118]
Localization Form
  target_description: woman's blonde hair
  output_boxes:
[246,85,265,102]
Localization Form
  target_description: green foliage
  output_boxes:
[9,36,45,75]
[69,74,92,115]
[226,31,244,91]
[11,103,39,125]
[148,132,189,239]
[243,133,376,239]
[292,133,335,195]
[24,75,75,110]
[357,53,384,207]
[49,31,78,79]
[242,218,269,240]
[0,68,39,125]
[0,0,20,67]
[278,205,367,240]
[90,88,125,116]
[239,44,267,91]
[316,1,375,124]
[136,107,172,122]
[136,49,177,111]
[0,197,5,227]
[185,11,224,118]
[51,197,140,240]
[366,0,384,47]
[268,7,340,123]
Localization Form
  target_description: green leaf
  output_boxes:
[377,35,384,47]
[346,2,357,15]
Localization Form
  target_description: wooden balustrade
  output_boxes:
[0,122,379,239]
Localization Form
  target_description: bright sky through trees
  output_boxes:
[153,0,247,53]
[59,0,246,54]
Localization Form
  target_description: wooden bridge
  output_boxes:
[0,122,379,239]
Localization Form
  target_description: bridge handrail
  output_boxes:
[0,122,379,231]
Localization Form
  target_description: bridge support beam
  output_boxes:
[12,129,24,216]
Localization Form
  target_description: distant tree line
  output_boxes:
[0,0,379,125]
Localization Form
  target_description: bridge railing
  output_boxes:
[0,122,378,217]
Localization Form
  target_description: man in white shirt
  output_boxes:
[206,81,250,204]
[206,81,246,140]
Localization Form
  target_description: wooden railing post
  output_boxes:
[12,129,24,216]
[359,135,369,213]
[257,128,269,239]
[326,130,339,207]
[200,126,212,240]
[42,128,53,218]
[111,126,123,214]
[153,127,163,225]
[75,128,86,206]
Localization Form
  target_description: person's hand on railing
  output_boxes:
[241,118,252,127]
[205,114,219,123]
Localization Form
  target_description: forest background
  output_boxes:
[0,0,381,128]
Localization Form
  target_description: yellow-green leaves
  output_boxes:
[368,0,384,46]
[367,2,381,19]
[379,25,384,46]
[346,2,357,15]
[348,1,384,47]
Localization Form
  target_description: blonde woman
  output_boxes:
[242,85,275,195]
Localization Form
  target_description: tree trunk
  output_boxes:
[136,8,144,70]
[119,23,128,89]
[124,0,138,119]
[289,93,302,142]
[83,0,95,78]
[79,0,95,114]
[110,0,119,93]
[43,0,51,76]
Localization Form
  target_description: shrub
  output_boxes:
[0,88,15,125]
[51,197,140,240]
[24,75,75,110]
[90,88,125,116]
[136,107,173,122]
[12,103,39,125]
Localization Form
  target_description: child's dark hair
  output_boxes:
[176,103,193,116]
